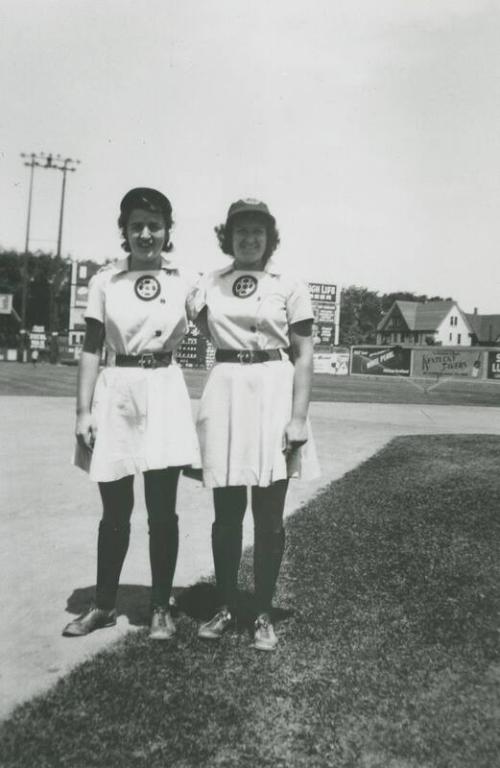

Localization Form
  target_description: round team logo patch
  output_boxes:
[232,275,258,298]
[134,275,161,301]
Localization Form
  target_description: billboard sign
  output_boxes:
[74,285,89,308]
[351,346,411,376]
[309,282,337,348]
[313,348,350,375]
[30,325,46,350]
[413,348,483,378]
[487,351,500,380]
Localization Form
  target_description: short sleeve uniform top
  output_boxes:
[187,258,314,349]
[73,254,200,482]
[86,254,195,360]
[186,258,319,488]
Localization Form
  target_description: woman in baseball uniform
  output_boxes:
[63,187,199,641]
[187,198,319,651]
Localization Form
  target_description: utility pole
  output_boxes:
[20,152,51,359]
[20,152,81,343]
[20,152,46,330]
[47,155,80,334]
[45,155,81,260]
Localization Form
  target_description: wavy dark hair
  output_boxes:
[118,203,174,253]
[214,212,280,263]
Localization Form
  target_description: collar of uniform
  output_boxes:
[218,257,282,277]
[110,254,179,274]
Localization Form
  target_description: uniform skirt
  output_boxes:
[196,359,320,488]
[73,364,200,482]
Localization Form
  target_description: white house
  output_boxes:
[377,300,473,346]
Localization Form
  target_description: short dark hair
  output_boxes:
[118,188,174,253]
[214,212,280,262]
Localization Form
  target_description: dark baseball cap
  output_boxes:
[120,187,172,218]
[226,198,275,224]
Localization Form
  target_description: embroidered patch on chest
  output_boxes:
[134,275,161,301]
[232,275,258,298]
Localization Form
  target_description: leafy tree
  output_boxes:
[0,250,102,335]
[339,286,381,345]
[339,288,455,346]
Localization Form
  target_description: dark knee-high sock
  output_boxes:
[254,527,285,614]
[252,480,288,615]
[149,515,178,608]
[144,468,181,609]
[96,476,134,610]
[96,519,131,609]
[212,487,247,613]
[212,519,243,612]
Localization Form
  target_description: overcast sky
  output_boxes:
[1,0,499,311]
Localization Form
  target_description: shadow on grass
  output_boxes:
[2,435,500,768]
[65,582,293,629]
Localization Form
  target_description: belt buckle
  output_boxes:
[139,352,156,369]
[237,350,253,364]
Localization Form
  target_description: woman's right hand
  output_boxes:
[75,411,97,451]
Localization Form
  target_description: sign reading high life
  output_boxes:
[308,282,337,347]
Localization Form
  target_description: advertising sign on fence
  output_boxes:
[487,351,500,380]
[351,346,411,376]
[412,348,483,378]
[313,348,350,375]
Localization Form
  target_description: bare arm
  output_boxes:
[75,319,103,450]
[284,319,313,451]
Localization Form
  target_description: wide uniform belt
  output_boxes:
[215,349,284,364]
[115,351,173,369]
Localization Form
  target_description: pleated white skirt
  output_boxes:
[73,364,200,482]
[196,359,320,488]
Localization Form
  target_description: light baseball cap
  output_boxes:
[226,198,275,225]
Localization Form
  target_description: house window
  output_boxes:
[414,333,419,343]
[457,334,461,345]
[449,333,452,342]
[450,316,454,326]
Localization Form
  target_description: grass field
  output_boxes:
[1,435,499,767]
[1,362,500,406]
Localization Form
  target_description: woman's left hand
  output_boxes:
[283,418,308,454]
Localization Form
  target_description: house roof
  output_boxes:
[466,313,500,342]
[378,300,458,332]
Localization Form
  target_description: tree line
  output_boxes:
[0,249,452,346]
[340,286,453,345]
[0,249,72,338]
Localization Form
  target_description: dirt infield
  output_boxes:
[1,394,500,719]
